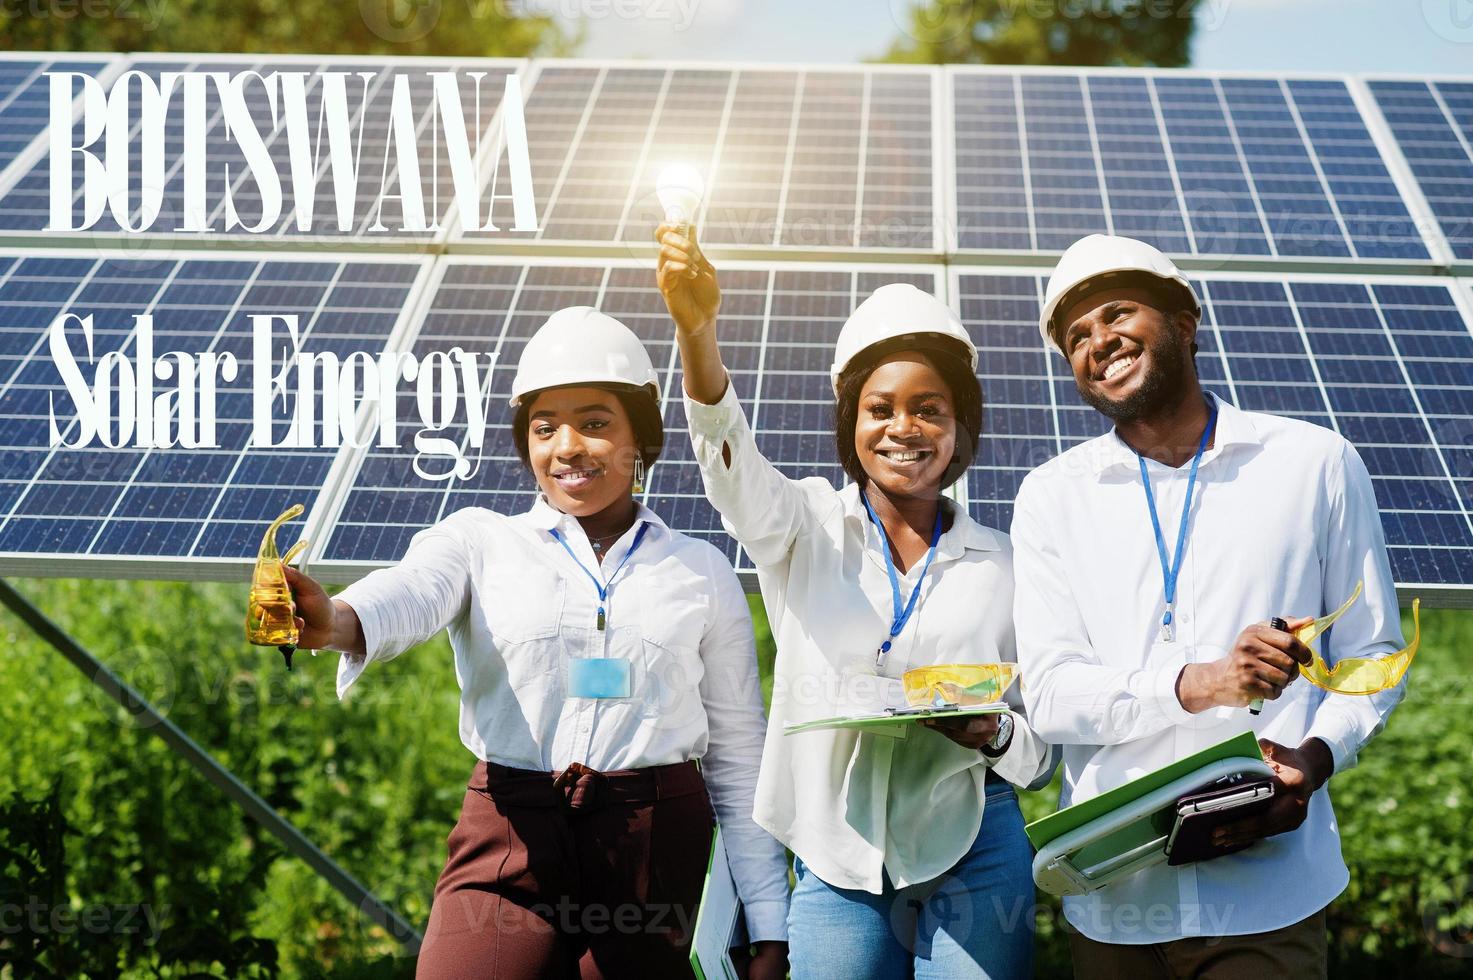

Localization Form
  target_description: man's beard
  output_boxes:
[1076,328,1190,424]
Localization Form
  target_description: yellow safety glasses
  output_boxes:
[903,663,1019,707]
[245,504,309,668]
[1294,580,1420,696]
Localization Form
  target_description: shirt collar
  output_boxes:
[840,483,1002,568]
[1088,390,1260,474]
[526,493,669,539]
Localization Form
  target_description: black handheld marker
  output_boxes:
[1250,616,1291,716]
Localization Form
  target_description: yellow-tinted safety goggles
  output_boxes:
[902,663,1019,707]
[1294,580,1420,696]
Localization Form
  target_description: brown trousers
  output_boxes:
[1069,906,1328,980]
[415,760,715,980]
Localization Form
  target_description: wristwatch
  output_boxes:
[980,712,1014,759]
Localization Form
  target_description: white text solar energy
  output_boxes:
[0,252,427,568]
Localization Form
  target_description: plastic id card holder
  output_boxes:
[569,658,632,699]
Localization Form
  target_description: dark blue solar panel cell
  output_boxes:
[1150,76,1273,256]
[1369,80,1473,260]
[1287,80,1427,260]
[1218,78,1349,259]
[0,58,112,181]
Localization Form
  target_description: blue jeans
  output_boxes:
[788,780,1034,980]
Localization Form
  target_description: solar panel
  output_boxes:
[0,51,1468,600]
[0,54,119,186]
[952,69,1431,262]
[953,269,1473,593]
[1368,79,1473,262]
[310,258,942,578]
[456,63,939,253]
[0,250,430,574]
[0,54,523,243]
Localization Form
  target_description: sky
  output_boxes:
[542,0,1473,75]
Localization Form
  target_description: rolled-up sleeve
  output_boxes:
[695,547,790,942]
[684,377,810,568]
[1012,475,1192,745]
[332,510,476,699]
[1305,443,1406,774]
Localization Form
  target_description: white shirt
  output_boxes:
[685,381,1055,895]
[332,497,790,941]
[1012,391,1406,944]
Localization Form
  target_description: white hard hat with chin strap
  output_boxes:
[510,307,661,408]
[830,283,977,395]
[1039,235,1200,355]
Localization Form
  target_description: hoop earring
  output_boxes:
[632,456,646,495]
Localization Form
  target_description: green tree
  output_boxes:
[881,0,1196,67]
[3,0,574,59]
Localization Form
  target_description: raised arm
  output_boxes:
[656,222,727,405]
[656,224,821,568]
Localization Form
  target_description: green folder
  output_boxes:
[1026,731,1265,849]
[690,827,742,980]
[782,701,1009,736]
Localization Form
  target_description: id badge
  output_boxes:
[569,658,632,699]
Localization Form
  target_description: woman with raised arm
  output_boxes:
[281,307,790,980]
[656,225,1055,979]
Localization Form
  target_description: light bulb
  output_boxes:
[656,163,704,228]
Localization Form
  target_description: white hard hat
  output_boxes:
[509,307,660,407]
[1038,235,1200,354]
[830,283,977,395]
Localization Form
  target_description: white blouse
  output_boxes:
[332,496,790,941]
[685,380,1055,895]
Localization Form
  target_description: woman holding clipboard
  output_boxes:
[656,226,1055,978]
[283,307,789,979]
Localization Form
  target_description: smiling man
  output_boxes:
[1010,235,1408,978]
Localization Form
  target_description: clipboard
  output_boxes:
[1026,731,1273,897]
[689,827,745,980]
[782,701,1009,736]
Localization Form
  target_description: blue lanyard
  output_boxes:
[1135,403,1217,642]
[861,491,944,668]
[548,521,651,631]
